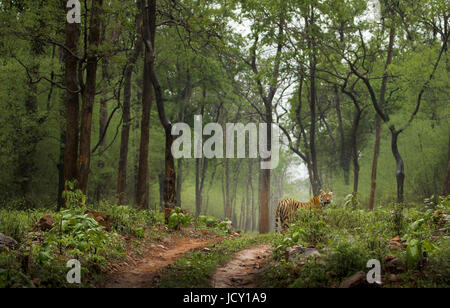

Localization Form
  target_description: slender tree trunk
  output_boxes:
[136,0,154,209]
[250,159,255,231]
[158,173,164,210]
[57,129,65,211]
[335,85,350,185]
[351,108,362,195]
[307,10,321,196]
[390,128,405,203]
[118,10,143,205]
[78,0,104,194]
[63,15,80,192]
[259,168,270,233]
[224,137,231,218]
[144,0,177,222]
[195,158,202,217]
[117,65,134,205]
[239,194,245,230]
[176,159,183,207]
[368,27,395,209]
[369,115,382,210]
[221,169,226,215]
[444,133,450,196]
[96,95,108,202]
[244,159,252,232]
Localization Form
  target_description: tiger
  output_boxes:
[275,190,333,233]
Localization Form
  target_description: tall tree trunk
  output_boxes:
[117,65,134,205]
[117,10,143,205]
[78,0,104,194]
[250,159,256,231]
[195,158,202,217]
[224,139,231,218]
[444,133,450,196]
[143,0,177,223]
[158,173,164,210]
[63,16,80,193]
[96,94,108,202]
[176,159,183,207]
[390,128,405,203]
[259,168,270,233]
[136,0,155,209]
[307,10,321,196]
[368,115,382,210]
[57,140,65,210]
[244,159,252,232]
[368,27,395,209]
[351,107,362,195]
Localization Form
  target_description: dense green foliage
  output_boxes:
[263,197,450,288]
[0,189,163,287]
[0,0,448,289]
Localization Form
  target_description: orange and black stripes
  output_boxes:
[275,190,333,232]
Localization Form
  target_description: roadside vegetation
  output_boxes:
[0,187,234,288]
[262,196,450,288]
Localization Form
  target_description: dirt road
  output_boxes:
[211,244,272,288]
[103,237,212,288]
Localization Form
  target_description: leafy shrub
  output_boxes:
[326,239,368,279]
[197,215,218,228]
[107,204,160,237]
[168,207,193,230]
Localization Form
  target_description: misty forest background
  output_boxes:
[0,0,448,233]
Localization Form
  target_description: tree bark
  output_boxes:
[368,115,382,210]
[136,0,155,209]
[224,128,231,218]
[144,0,177,222]
[244,159,252,232]
[63,14,80,192]
[117,10,143,205]
[96,81,108,202]
[307,10,322,196]
[351,106,362,195]
[444,133,450,196]
[195,158,202,217]
[368,27,395,209]
[78,0,104,194]
[335,85,350,185]
[390,127,405,203]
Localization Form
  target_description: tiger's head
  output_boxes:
[319,189,333,206]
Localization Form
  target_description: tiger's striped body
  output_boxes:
[275,190,333,233]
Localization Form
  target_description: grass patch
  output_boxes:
[157,234,274,288]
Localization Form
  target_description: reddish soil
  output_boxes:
[211,244,272,288]
[103,236,214,288]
